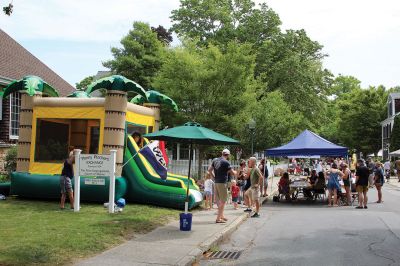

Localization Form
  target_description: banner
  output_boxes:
[140,140,168,179]
[158,141,169,166]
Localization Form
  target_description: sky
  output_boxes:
[1,0,399,88]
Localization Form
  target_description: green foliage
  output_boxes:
[336,86,388,155]
[5,146,17,175]
[255,30,332,127]
[75,75,94,90]
[103,22,165,88]
[171,0,281,47]
[234,89,304,153]
[151,25,173,45]
[153,41,255,135]
[390,116,400,152]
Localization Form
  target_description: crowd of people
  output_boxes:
[277,157,388,209]
[202,149,269,223]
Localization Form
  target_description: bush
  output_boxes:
[5,145,17,175]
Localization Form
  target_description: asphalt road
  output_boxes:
[201,182,400,266]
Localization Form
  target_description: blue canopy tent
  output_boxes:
[265,130,348,157]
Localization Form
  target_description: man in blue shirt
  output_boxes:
[208,149,236,223]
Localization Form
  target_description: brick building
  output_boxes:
[0,29,74,172]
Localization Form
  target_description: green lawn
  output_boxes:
[0,198,179,266]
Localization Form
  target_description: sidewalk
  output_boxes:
[76,178,279,266]
[386,178,400,188]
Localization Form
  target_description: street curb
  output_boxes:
[178,192,276,266]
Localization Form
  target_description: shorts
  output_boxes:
[245,187,260,201]
[263,178,268,188]
[204,191,212,197]
[356,185,368,193]
[215,183,228,202]
[232,197,239,203]
[60,176,73,194]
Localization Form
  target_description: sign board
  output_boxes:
[79,154,113,177]
[84,178,105,186]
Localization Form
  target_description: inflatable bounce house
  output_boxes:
[2,75,202,209]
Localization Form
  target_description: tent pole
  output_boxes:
[185,143,193,214]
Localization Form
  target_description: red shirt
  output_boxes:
[231,185,240,198]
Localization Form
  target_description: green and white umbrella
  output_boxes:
[145,122,239,212]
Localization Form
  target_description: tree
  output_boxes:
[2,2,13,16]
[390,116,400,152]
[336,86,388,155]
[318,75,362,142]
[255,30,333,127]
[153,41,255,135]
[75,75,94,90]
[151,25,173,45]
[171,0,281,47]
[234,89,304,154]
[103,21,164,88]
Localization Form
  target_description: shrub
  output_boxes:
[5,145,17,175]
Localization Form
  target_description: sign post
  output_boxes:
[74,149,82,212]
[77,151,115,214]
[108,150,117,214]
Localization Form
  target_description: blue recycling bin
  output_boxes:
[179,213,192,231]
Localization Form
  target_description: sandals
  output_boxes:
[221,217,228,221]
[216,219,226,224]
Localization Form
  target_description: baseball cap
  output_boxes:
[222,149,230,155]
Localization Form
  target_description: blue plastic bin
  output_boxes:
[179,213,192,231]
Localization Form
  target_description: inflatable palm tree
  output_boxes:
[131,90,178,131]
[86,75,147,98]
[86,75,147,175]
[2,75,59,98]
[2,75,59,172]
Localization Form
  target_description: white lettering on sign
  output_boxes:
[79,154,113,177]
[84,178,105,186]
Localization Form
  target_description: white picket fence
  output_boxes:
[167,159,283,179]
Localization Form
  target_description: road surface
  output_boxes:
[201,181,400,266]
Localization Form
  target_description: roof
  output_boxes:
[265,129,348,157]
[0,29,74,96]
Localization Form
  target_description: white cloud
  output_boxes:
[1,0,400,87]
[0,0,180,42]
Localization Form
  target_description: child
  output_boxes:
[204,173,214,210]
[231,180,240,210]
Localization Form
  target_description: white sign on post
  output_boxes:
[79,154,113,177]
[74,151,117,214]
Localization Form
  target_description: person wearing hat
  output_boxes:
[208,149,237,223]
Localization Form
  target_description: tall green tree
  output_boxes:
[318,75,362,142]
[171,0,281,47]
[255,30,333,126]
[103,21,164,88]
[234,89,304,153]
[336,86,388,155]
[153,41,255,135]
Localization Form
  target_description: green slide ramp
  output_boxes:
[122,136,202,209]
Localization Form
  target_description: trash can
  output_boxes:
[179,212,192,231]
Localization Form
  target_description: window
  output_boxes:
[35,119,69,162]
[126,123,147,136]
[395,99,400,114]
[9,92,21,139]
[89,127,100,154]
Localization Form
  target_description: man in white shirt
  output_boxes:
[384,160,391,181]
